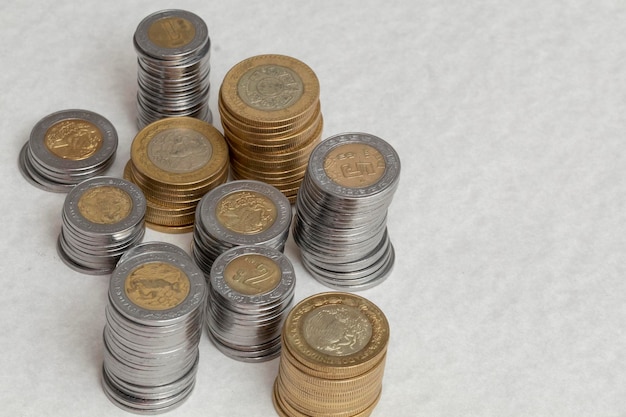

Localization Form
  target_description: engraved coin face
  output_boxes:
[124,262,191,310]
[237,64,304,111]
[44,119,103,160]
[224,254,281,296]
[77,186,132,224]
[323,143,386,188]
[302,304,373,357]
[147,127,212,173]
[147,16,196,49]
[216,190,277,235]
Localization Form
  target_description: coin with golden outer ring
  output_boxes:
[131,117,228,186]
[220,54,320,127]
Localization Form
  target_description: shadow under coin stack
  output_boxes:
[293,132,401,290]
[191,180,292,273]
[134,9,212,129]
[18,109,117,192]
[273,292,389,417]
[206,245,295,362]
[57,177,146,275]
[102,248,206,413]
[124,117,229,233]
[218,54,323,203]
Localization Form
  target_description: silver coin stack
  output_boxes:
[134,9,212,129]
[207,245,295,362]
[117,241,190,267]
[57,177,146,275]
[18,109,118,192]
[103,249,206,413]
[293,132,401,290]
[191,180,292,274]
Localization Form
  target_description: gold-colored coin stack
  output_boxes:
[125,117,229,233]
[273,292,389,417]
[218,54,323,203]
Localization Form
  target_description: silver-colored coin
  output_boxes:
[117,241,190,266]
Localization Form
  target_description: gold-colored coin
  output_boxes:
[323,143,387,188]
[145,221,195,234]
[220,54,320,127]
[124,262,190,310]
[45,119,103,160]
[147,16,196,49]
[215,190,278,235]
[223,254,281,296]
[77,186,132,225]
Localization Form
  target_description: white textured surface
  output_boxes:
[1,1,626,416]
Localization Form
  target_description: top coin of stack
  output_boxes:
[218,54,322,203]
[273,292,390,417]
[124,117,229,233]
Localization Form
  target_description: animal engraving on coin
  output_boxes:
[323,144,386,188]
[237,64,304,111]
[147,16,196,49]
[44,119,103,160]
[302,305,372,357]
[125,262,191,310]
[148,128,212,173]
[216,191,277,234]
[224,255,281,295]
[77,186,133,224]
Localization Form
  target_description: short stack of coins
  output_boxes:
[57,177,146,275]
[18,109,118,192]
[191,180,292,273]
[124,117,229,233]
[206,245,296,362]
[292,132,401,290]
[134,9,213,129]
[218,54,323,203]
[102,248,206,413]
[273,292,389,417]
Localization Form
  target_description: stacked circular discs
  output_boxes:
[57,177,146,275]
[293,132,401,290]
[124,117,229,233]
[192,180,292,273]
[218,54,323,203]
[18,109,118,192]
[206,245,296,362]
[102,249,206,413]
[273,292,389,417]
[134,9,212,129]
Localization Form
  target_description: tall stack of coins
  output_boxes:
[191,180,292,273]
[134,9,212,129]
[57,177,146,275]
[103,249,206,413]
[18,109,118,192]
[124,117,229,233]
[273,292,389,417]
[206,245,295,362]
[292,132,401,290]
[218,54,322,202]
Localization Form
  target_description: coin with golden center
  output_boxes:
[77,186,132,225]
[124,262,191,310]
[45,119,103,160]
[223,254,281,296]
[147,16,196,49]
[323,143,386,189]
[216,190,277,235]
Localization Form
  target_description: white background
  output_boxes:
[1,1,626,416]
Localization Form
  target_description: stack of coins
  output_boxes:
[206,245,296,362]
[218,54,323,202]
[134,9,212,129]
[102,249,206,413]
[18,109,118,192]
[57,177,146,275]
[273,292,389,417]
[124,117,229,233]
[292,132,401,290]
[117,241,190,266]
[192,180,292,273]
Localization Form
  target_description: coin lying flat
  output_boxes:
[18,109,118,192]
[134,9,213,129]
[273,292,389,417]
[292,132,400,290]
